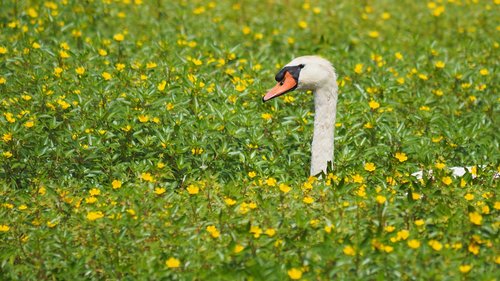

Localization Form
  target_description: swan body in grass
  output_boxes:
[262,56,498,179]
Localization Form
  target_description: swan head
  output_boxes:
[263,56,336,102]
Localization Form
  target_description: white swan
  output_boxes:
[262,56,498,179]
[263,56,337,176]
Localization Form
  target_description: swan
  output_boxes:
[263,56,337,176]
[262,56,499,179]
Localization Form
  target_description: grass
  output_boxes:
[0,0,499,280]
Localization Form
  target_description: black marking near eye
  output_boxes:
[274,65,304,82]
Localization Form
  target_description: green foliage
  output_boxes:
[0,0,499,280]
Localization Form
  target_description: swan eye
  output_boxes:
[279,81,284,86]
[298,64,305,68]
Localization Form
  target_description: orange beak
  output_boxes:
[262,72,297,102]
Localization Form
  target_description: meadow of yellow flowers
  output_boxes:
[0,0,499,280]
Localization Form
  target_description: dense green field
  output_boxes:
[1,0,499,280]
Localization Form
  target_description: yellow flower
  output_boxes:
[192,6,205,14]
[261,113,272,121]
[140,172,154,182]
[469,212,482,225]
[76,67,85,75]
[27,8,38,18]
[115,63,126,71]
[113,33,124,42]
[138,115,149,123]
[394,152,408,162]
[432,6,445,16]
[0,224,10,232]
[464,193,474,201]
[368,31,380,38]
[146,62,157,69]
[86,211,104,221]
[287,268,303,280]
[397,229,409,240]
[303,196,314,204]
[224,198,236,206]
[343,245,355,256]
[384,245,394,253]
[301,181,312,190]
[254,33,263,40]
[324,225,333,233]
[418,74,428,80]
[38,186,46,195]
[234,244,245,253]
[479,68,489,76]
[187,184,199,195]
[266,177,277,186]
[26,119,37,128]
[354,63,363,74]
[441,176,452,186]
[428,240,443,251]
[248,171,256,178]
[494,201,500,210]
[459,264,472,274]
[102,72,112,80]
[352,174,364,183]
[3,151,13,158]
[59,50,70,59]
[265,228,276,237]
[407,239,421,249]
[364,162,376,172]
[98,49,108,56]
[191,58,202,66]
[368,100,380,110]
[154,187,166,195]
[235,84,246,92]
[0,77,6,84]
[279,183,291,193]
[165,257,181,268]
[395,52,403,60]
[375,195,386,204]
[250,225,262,238]
[4,113,15,123]
[191,148,203,155]
[298,20,308,29]
[414,219,425,226]
[242,26,251,35]
[468,243,479,255]
[435,162,446,169]
[89,188,100,196]
[206,225,220,238]
[158,80,167,91]
[54,67,63,77]
[112,180,122,189]
[412,192,421,200]
[434,61,445,69]
[384,226,395,233]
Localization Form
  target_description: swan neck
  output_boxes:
[310,81,338,176]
